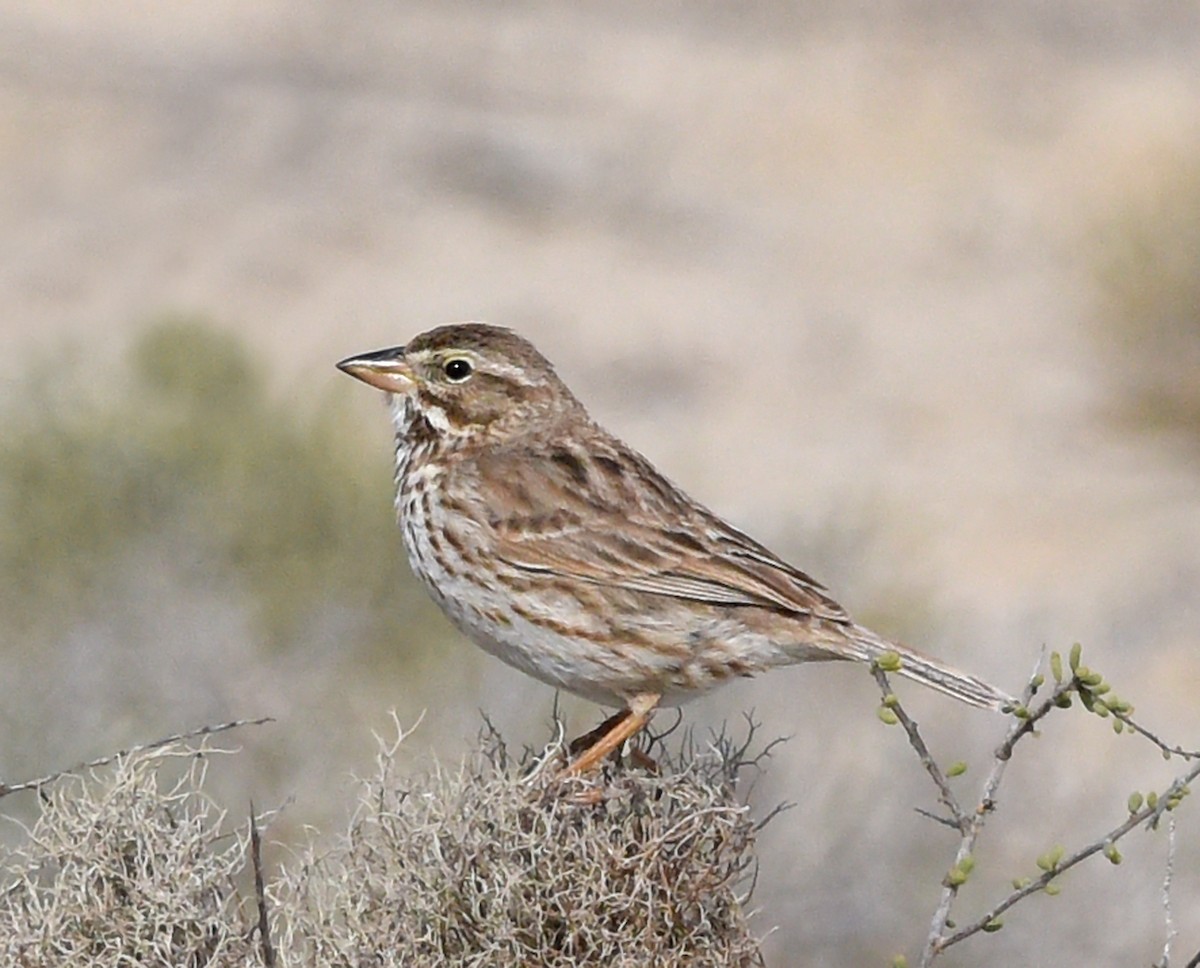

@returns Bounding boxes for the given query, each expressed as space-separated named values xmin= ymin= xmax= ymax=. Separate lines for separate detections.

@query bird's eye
xmin=442 ymin=357 xmax=474 ymax=382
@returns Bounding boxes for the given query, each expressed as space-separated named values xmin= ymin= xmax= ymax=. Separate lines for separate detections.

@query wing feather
xmin=466 ymin=441 xmax=851 ymax=625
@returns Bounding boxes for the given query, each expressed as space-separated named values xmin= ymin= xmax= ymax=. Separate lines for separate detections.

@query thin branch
xmin=872 ymin=667 xmax=966 ymax=831
xmin=1113 ymin=711 xmax=1200 ymax=761
xmin=1160 ymin=814 xmax=1177 ymax=968
xmin=250 ymin=801 xmax=277 ymax=968
xmin=938 ymin=755 xmax=1200 ymax=951
xmin=993 ymin=678 xmax=1074 ymax=762
xmin=913 ymin=807 xmax=962 ymax=831
xmin=0 ymin=717 xmax=274 ymax=800
xmin=916 ymin=651 xmax=1045 ymax=968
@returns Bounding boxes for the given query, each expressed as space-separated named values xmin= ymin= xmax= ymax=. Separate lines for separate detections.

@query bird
xmin=337 ymin=323 xmax=1014 ymax=774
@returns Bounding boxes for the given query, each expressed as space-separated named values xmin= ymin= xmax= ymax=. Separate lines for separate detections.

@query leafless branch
xmin=250 ymin=801 xmax=277 ymax=968
xmin=0 ymin=717 xmax=274 ymax=800
xmin=1159 ymin=815 xmax=1178 ymax=968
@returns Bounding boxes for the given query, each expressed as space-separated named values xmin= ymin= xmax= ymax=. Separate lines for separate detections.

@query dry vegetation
xmin=4 ymin=676 xmax=1197 ymax=967
xmin=1 ymin=748 xmax=258 ymax=967
xmin=275 ymin=717 xmax=767 ymax=966
xmin=1 ymin=720 xmax=769 ymax=967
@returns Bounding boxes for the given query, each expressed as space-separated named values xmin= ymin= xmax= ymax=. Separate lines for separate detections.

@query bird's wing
xmin=466 ymin=441 xmax=851 ymax=624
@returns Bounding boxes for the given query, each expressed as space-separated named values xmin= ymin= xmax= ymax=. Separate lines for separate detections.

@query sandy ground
xmin=2 ymin=2 xmax=1199 ymax=963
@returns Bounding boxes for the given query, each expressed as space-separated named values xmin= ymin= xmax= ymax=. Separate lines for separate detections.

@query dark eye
xmin=443 ymin=357 xmax=474 ymax=382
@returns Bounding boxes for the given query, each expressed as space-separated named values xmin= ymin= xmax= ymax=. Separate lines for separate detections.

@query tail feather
xmin=845 ymin=626 xmax=1015 ymax=711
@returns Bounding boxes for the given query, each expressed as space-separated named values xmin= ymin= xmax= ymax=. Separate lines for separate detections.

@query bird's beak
xmin=336 ymin=346 xmax=414 ymax=393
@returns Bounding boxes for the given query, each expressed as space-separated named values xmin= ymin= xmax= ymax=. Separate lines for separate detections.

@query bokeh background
xmin=3 ymin=2 xmax=1199 ymax=964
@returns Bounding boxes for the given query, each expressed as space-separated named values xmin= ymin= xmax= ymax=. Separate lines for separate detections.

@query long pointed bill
xmin=336 ymin=346 xmax=414 ymax=393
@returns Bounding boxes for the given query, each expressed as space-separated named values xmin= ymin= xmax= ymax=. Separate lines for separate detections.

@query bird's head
xmin=337 ymin=322 xmax=582 ymax=445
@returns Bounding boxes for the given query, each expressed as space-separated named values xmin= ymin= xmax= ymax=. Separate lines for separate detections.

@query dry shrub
xmin=0 ymin=749 xmax=257 ymax=967
xmin=1 ymin=722 xmax=769 ymax=967
xmin=273 ymin=720 xmax=768 ymax=967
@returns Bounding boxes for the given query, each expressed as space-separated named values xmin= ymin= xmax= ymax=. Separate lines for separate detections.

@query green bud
xmin=1104 ymin=843 xmax=1122 ymax=865
xmin=983 ymin=918 xmax=1004 ymax=933
xmin=1112 ymin=718 xmax=1123 ymax=734
xmin=946 ymin=761 xmax=968 ymax=777
xmin=1147 ymin=792 xmax=1158 ymax=810
xmin=877 ymin=706 xmax=900 ymax=726
xmin=1080 ymin=671 xmax=1103 ymax=687
xmin=892 ymin=957 xmax=909 ymax=968
xmin=1050 ymin=651 xmax=1064 ymax=682
xmin=1045 ymin=883 xmax=1062 ymax=896
xmin=1030 ymin=673 xmax=1045 ymax=689
xmin=1013 ymin=705 xmax=1030 ymax=719
xmin=875 ymin=651 xmax=903 ymax=672
xmin=1162 ymin=749 xmax=1172 ymax=761
xmin=1069 ymin=642 xmax=1082 ymax=672
xmin=1054 ymin=693 xmax=1073 ymax=709
xmin=945 ymin=867 xmax=969 ymax=887
xmin=1012 ymin=877 xmax=1032 ymax=890
xmin=1128 ymin=792 xmax=1144 ymax=813
xmin=883 ymin=693 xmax=900 ymax=708
xmin=1036 ymin=845 xmax=1065 ymax=871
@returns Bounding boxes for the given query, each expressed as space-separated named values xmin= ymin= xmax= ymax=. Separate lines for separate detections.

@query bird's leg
xmin=562 ymin=693 xmax=661 ymax=776
xmin=568 ymin=709 xmax=632 ymax=758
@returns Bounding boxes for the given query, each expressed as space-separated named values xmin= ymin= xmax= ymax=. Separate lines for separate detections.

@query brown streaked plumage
xmin=338 ymin=323 xmax=1014 ymax=774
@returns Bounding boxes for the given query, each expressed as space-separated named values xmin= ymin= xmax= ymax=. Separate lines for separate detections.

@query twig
xmin=0 ymin=717 xmax=274 ymax=800
xmin=1160 ymin=814 xmax=1177 ymax=968
xmin=938 ymin=754 xmax=1200 ymax=950
xmin=915 ymin=651 xmax=1045 ymax=968
xmin=250 ymin=801 xmax=277 ymax=968
xmin=872 ymin=667 xmax=967 ymax=831
xmin=993 ymin=678 xmax=1074 ymax=762
xmin=1113 ymin=712 xmax=1200 ymax=761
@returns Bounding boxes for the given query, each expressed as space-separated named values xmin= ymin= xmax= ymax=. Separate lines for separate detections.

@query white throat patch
xmin=423 ymin=403 xmax=451 ymax=434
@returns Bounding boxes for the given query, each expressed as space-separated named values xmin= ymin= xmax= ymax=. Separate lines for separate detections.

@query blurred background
xmin=2 ymin=2 xmax=1199 ymax=963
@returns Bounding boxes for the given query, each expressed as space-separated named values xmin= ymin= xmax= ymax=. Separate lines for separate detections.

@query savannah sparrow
xmin=338 ymin=323 xmax=1013 ymax=774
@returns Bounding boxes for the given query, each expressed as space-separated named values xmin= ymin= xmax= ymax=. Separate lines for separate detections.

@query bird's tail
xmin=844 ymin=625 xmax=1015 ymax=711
